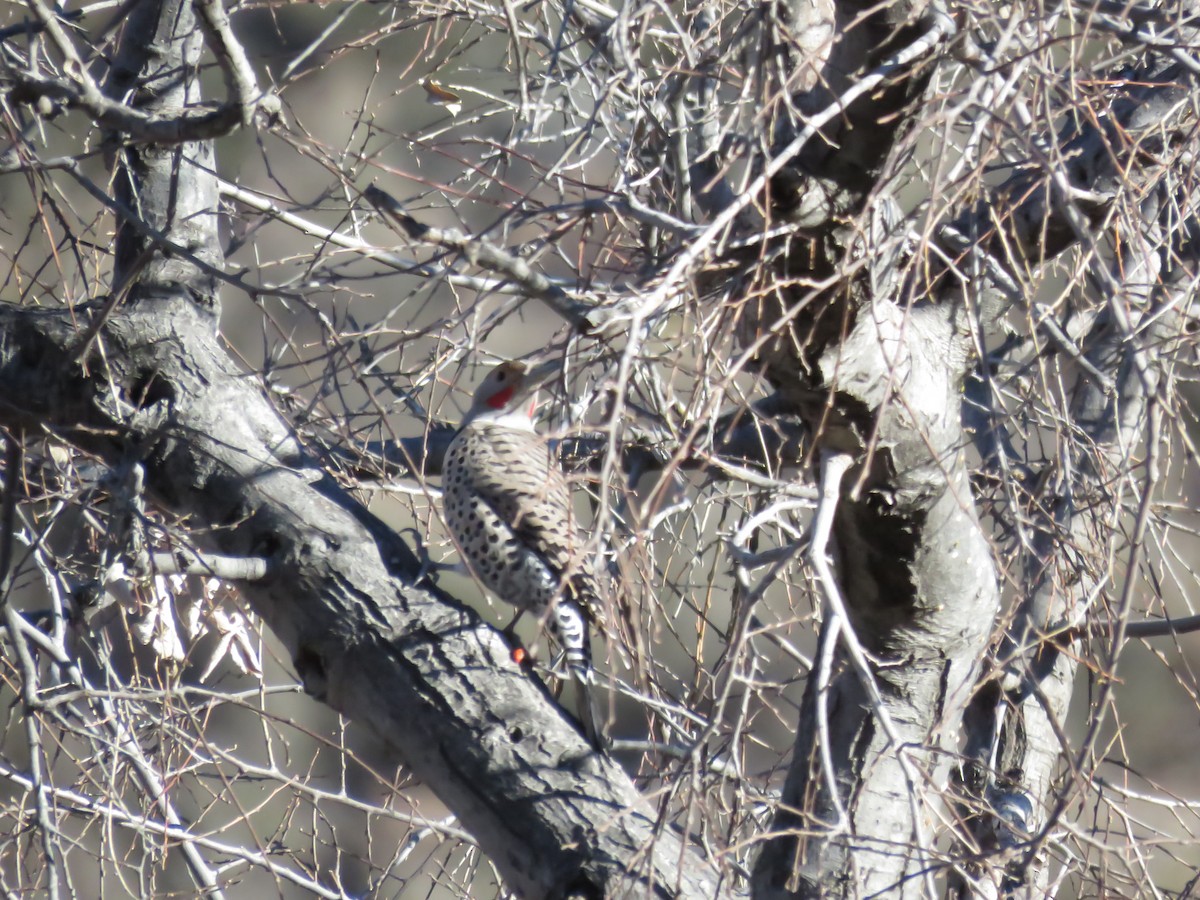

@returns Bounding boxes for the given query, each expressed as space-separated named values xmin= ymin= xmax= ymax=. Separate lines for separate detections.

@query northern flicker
xmin=443 ymin=358 xmax=603 ymax=745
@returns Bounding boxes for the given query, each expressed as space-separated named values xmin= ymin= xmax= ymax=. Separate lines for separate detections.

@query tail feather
xmin=576 ymin=677 xmax=603 ymax=750
xmin=550 ymin=600 xmax=591 ymax=678
xmin=549 ymin=600 xmax=605 ymax=749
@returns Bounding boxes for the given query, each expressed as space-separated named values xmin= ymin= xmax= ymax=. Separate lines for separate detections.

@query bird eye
xmin=497 ymin=372 xmax=506 ymax=381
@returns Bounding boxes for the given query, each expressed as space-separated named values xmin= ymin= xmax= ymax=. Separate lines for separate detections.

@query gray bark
xmin=2 ymin=0 xmax=1198 ymax=895
xmin=749 ymin=0 xmax=1200 ymax=894
xmin=0 ymin=3 xmax=732 ymax=897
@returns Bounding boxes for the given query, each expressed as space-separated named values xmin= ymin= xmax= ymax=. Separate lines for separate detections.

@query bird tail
xmin=550 ymin=599 xmax=592 ymax=682
xmin=550 ymin=600 xmax=605 ymax=750
xmin=576 ymin=678 xmax=603 ymax=751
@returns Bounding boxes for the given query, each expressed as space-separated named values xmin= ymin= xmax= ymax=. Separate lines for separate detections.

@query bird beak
xmin=519 ymin=357 xmax=561 ymax=416
xmin=521 ymin=357 xmax=562 ymax=389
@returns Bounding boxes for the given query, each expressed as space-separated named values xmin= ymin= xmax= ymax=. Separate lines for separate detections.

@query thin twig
xmin=364 ymin=184 xmax=598 ymax=327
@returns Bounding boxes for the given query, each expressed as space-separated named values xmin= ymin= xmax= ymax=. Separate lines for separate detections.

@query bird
xmin=442 ymin=358 xmax=604 ymax=747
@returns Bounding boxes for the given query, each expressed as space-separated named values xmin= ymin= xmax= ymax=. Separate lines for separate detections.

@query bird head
xmin=462 ymin=358 xmax=560 ymax=427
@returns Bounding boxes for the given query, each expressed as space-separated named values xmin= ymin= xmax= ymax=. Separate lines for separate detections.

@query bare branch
xmin=364 ymin=184 xmax=599 ymax=328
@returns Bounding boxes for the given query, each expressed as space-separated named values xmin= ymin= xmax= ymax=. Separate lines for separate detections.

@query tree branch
xmin=0 ymin=0 xmax=274 ymax=144
xmin=364 ymin=184 xmax=599 ymax=329
xmin=0 ymin=3 xmax=737 ymax=894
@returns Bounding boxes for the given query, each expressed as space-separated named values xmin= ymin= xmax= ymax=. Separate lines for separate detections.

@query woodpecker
xmin=442 ymin=358 xmax=603 ymax=745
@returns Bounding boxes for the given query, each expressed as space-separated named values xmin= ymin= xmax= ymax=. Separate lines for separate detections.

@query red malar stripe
xmin=487 ymin=385 xmax=516 ymax=409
